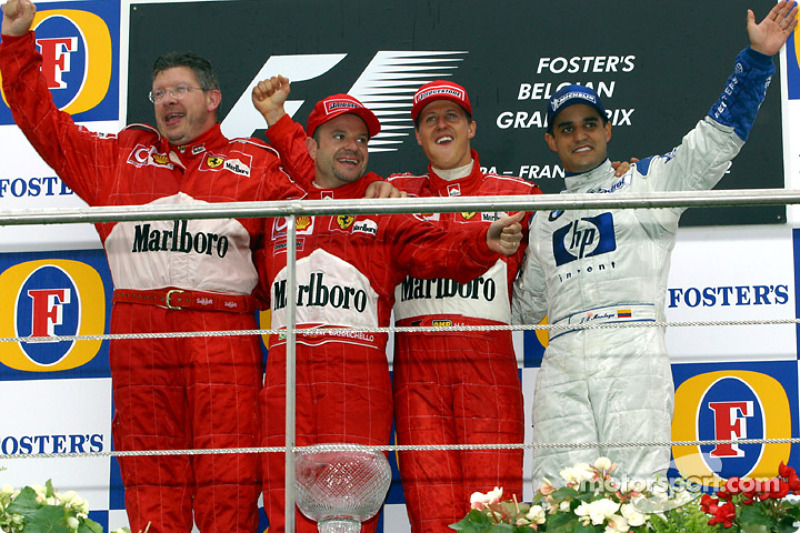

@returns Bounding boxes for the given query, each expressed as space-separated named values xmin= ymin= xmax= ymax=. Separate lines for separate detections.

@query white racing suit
xmin=513 ymin=47 xmax=774 ymax=485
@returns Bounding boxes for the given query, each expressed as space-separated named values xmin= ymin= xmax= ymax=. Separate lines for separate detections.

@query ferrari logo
xmin=207 ymin=156 xmax=224 ymax=168
xmin=337 ymin=215 xmax=354 ymax=229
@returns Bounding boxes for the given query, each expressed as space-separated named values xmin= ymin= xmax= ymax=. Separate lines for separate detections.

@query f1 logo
xmin=27 ymin=288 xmax=71 ymax=339
xmin=708 ymin=401 xmax=753 ymax=457
xmin=220 ymin=50 xmax=468 ymax=148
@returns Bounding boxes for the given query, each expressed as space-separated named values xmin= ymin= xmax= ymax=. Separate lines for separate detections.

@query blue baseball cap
xmin=546 ymin=84 xmax=608 ymax=133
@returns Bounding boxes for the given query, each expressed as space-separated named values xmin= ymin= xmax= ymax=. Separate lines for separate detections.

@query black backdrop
xmin=128 ymin=0 xmax=785 ymax=226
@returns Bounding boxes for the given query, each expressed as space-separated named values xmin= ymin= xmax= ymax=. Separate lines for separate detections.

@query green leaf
xmin=22 ymin=505 xmax=70 ymax=533
xmin=44 ymin=480 xmax=56 ymax=499
xmin=7 ymin=487 xmax=41 ymax=516
xmin=78 ymin=518 xmax=106 ymax=533
xmin=739 ymin=504 xmax=771 ymax=527
xmin=545 ymin=511 xmax=583 ymax=533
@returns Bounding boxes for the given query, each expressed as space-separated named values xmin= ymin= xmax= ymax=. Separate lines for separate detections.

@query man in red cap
xmin=250 ymin=88 xmax=527 ymax=533
xmin=386 ymin=80 xmax=535 ymax=533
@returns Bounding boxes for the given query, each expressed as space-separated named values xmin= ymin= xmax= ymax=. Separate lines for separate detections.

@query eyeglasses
xmin=148 ymin=85 xmax=207 ymax=104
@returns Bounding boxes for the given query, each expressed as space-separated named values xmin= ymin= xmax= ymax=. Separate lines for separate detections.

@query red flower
xmin=700 ymin=494 xmax=719 ymax=514
xmin=765 ymin=479 xmax=790 ymax=500
xmin=779 ymin=462 xmax=795 ymax=479
xmin=708 ymin=501 xmax=737 ymax=528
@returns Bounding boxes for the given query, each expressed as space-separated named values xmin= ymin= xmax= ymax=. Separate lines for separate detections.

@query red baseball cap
xmin=410 ymin=80 xmax=472 ymax=122
xmin=306 ymin=94 xmax=381 ymax=139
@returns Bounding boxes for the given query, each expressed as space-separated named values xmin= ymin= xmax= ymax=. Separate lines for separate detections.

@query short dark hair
xmin=152 ymin=51 xmax=220 ymax=92
xmin=414 ymin=107 xmax=473 ymax=130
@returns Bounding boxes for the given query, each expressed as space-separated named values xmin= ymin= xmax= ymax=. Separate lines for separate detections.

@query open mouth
xmin=435 ymin=135 xmax=454 ymax=144
xmin=336 ymin=153 xmax=361 ymax=166
xmin=164 ymin=111 xmax=185 ymax=126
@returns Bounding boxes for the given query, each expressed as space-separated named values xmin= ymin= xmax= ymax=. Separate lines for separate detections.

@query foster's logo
xmin=672 ymin=370 xmax=792 ymax=487
xmin=0 ymin=260 xmax=105 ymax=371
xmin=0 ymin=3 xmax=118 ymax=123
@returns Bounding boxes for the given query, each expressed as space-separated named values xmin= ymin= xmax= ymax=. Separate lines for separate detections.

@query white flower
xmin=66 ymin=516 xmax=80 ymax=531
xmin=605 ymin=513 xmax=629 ymax=533
xmin=575 ymin=498 xmax=621 ymax=525
xmin=559 ymin=501 xmax=571 ymax=512
xmin=620 ymin=503 xmax=647 ymax=526
xmin=525 ymin=504 xmax=546 ymax=525
xmin=72 ymin=496 xmax=89 ymax=514
xmin=594 ymin=457 xmax=613 ymax=471
xmin=560 ymin=463 xmax=595 ymax=485
xmin=469 ymin=486 xmax=503 ymax=510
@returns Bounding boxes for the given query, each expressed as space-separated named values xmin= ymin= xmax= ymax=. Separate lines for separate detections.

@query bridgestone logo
xmin=273 ymin=272 xmax=367 ymax=311
xmin=131 ymin=220 xmax=229 ymax=257
xmin=325 ymin=101 xmax=360 ymax=113
xmin=416 ymin=87 xmax=464 ymax=103
xmin=400 ymin=276 xmax=496 ymax=302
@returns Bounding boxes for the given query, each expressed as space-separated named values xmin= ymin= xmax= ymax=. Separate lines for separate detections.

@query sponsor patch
xmin=336 ymin=215 xmax=355 ymax=230
xmin=352 ymin=219 xmax=378 ymax=236
xmin=127 ymin=144 xmax=173 ymax=169
xmin=296 ymin=216 xmax=313 ymax=232
xmin=207 ymin=156 xmax=224 ymax=168
xmin=224 ymin=157 xmax=251 ymax=177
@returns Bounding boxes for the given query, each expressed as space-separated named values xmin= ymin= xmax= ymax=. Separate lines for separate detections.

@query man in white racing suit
xmin=513 ymin=1 xmax=796 ymax=485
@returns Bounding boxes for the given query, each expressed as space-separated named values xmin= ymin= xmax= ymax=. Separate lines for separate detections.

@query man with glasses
xmin=0 ymin=1 xmax=304 ymax=532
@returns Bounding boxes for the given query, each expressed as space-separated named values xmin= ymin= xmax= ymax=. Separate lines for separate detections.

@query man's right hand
xmin=251 ymin=75 xmax=291 ymax=127
xmin=1 ymin=0 xmax=36 ymax=37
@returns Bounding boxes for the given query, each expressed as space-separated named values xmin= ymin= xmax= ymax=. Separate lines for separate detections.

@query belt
xmin=550 ymin=303 xmax=657 ymax=340
xmin=112 ymin=288 xmax=256 ymax=314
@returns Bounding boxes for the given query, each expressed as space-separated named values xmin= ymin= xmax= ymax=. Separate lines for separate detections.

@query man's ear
xmin=544 ymin=132 xmax=557 ymax=153
xmin=305 ymin=136 xmax=318 ymax=161
xmin=206 ymin=89 xmax=222 ymax=113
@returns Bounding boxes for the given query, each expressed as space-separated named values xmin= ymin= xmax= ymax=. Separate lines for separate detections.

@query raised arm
xmin=251 ymin=75 xmax=290 ymax=127
xmin=1 ymin=0 xmax=35 ymax=38
xmin=748 ymin=0 xmax=797 ymax=56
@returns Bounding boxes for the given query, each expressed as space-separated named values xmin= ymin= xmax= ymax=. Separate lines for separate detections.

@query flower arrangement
xmin=698 ymin=461 xmax=800 ymax=532
xmin=0 ymin=480 xmax=103 ymax=533
xmin=450 ymin=457 xmax=800 ymax=532
xmin=451 ymin=457 xmax=697 ymax=532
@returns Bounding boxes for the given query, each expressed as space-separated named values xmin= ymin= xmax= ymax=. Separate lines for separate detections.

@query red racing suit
xmin=259 ymin=118 xmax=506 ymax=533
xmin=388 ymin=154 xmax=539 ymax=532
xmin=0 ymin=32 xmax=303 ymax=533
xmin=265 ymin=115 xmax=539 ymax=531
